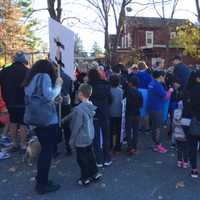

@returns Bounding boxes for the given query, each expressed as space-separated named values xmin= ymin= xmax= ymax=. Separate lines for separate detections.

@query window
xmin=170 ymin=32 xmax=176 ymax=39
xmin=146 ymin=31 xmax=154 ymax=47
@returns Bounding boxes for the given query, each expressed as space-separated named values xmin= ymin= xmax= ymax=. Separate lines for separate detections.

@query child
xmin=148 ymin=70 xmax=173 ymax=153
xmin=0 ymin=88 xmax=11 ymax=160
xmin=109 ymin=75 xmax=123 ymax=153
xmin=63 ymin=83 xmax=102 ymax=186
xmin=173 ymin=108 xmax=189 ymax=168
xmin=125 ymin=75 xmax=143 ymax=155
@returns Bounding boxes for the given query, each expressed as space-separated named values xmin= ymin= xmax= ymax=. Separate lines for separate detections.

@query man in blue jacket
xmin=172 ymin=56 xmax=191 ymax=90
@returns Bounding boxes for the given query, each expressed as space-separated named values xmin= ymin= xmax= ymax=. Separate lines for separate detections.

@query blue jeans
xmin=93 ymin=118 xmax=111 ymax=164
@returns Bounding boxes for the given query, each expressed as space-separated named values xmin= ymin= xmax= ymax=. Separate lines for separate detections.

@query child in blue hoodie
xmin=148 ymin=71 xmax=173 ymax=153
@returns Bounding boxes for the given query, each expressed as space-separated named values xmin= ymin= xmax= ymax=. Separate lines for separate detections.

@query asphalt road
xmin=0 ymin=131 xmax=200 ymax=200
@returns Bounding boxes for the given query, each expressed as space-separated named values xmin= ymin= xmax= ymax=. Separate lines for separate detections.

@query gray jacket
xmin=63 ymin=102 xmax=96 ymax=147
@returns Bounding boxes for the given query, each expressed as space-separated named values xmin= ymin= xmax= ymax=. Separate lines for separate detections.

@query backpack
xmin=24 ymin=75 xmax=56 ymax=127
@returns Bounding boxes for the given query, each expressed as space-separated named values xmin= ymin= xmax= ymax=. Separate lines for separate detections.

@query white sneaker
xmin=0 ymin=152 xmax=10 ymax=160
xmin=96 ymin=163 xmax=103 ymax=168
xmin=104 ymin=161 xmax=112 ymax=167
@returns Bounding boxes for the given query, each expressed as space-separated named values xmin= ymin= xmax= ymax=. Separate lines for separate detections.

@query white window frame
xmin=170 ymin=32 xmax=176 ymax=39
xmin=146 ymin=31 xmax=154 ymax=47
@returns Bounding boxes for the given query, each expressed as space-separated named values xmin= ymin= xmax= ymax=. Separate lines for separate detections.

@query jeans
xmin=110 ymin=117 xmax=121 ymax=151
xmin=126 ymin=116 xmax=139 ymax=150
xmin=35 ymin=124 xmax=58 ymax=186
xmin=76 ymin=145 xmax=98 ymax=180
xmin=176 ymin=140 xmax=188 ymax=162
xmin=93 ymin=118 xmax=111 ymax=164
xmin=149 ymin=111 xmax=163 ymax=145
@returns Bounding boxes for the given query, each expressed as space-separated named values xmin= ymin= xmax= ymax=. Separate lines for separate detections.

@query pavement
xmin=0 ymin=131 xmax=200 ymax=200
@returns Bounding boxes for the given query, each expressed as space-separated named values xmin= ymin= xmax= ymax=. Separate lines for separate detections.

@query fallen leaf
xmin=29 ymin=177 xmax=35 ymax=182
xmin=156 ymin=161 xmax=163 ymax=165
xmin=176 ymin=181 xmax=185 ymax=189
xmin=158 ymin=195 xmax=163 ymax=200
xmin=53 ymin=160 xmax=61 ymax=165
xmin=26 ymin=196 xmax=32 ymax=200
xmin=8 ymin=166 xmax=17 ymax=173
xmin=171 ymin=154 xmax=175 ymax=157
xmin=2 ymin=179 xmax=8 ymax=183
xmin=100 ymin=183 xmax=106 ymax=188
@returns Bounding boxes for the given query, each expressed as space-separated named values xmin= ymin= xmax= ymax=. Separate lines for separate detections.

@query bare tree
xmin=196 ymin=0 xmax=200 ymax=23
xmin=152 ymin=0 xmax=180 ymax=65
xmin=47 ymin=0 xmax=62 ymax=22
xmin=111 ymin=0 xmax=132 ymax=52
xmin=86 ymin=0 xmax=112 ymax=65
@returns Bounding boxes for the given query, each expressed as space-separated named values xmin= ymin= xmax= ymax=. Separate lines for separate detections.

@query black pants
xmin=93 ymin=118 xmax=111 ymax=164
xmin=126 ymin=116 xmax=139 ymax=150
xmin=54 ymin=105 xmax=71 ymax=154
xmin=76 ymin=145 xmax=98 ymax=180
xmin=176 ymin=140 xmax=188 ymax=162
xmin=62 ymin=105 xmax=71 ymax=150
xmin=35 ymin=124 xmax=58 ymax=186
xmin=110 ymin=117 xmax=121 ymax=151
xmin=189 ymin=135 xmax=200 ymax=169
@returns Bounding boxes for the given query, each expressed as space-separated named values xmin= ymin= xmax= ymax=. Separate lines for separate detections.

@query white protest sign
xmin=48 ymin=18 xmax=75 ymax=80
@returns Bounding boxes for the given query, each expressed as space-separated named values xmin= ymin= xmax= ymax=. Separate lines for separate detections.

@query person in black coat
xmin=125 ymin=75 xmax=143 ymax=155
xmin=88 ymin=68 xmax=112 ymax=167
xmin=185 ymin=70 xmax=200 ymax=178
xmin=0 ymin=52 xmax=29 ymax=152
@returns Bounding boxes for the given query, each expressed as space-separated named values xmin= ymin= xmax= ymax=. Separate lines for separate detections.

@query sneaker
xmin=77 ymin=178 xmax=90 ymax=186
xmin=127 ymin=149 xmax=137 ymax=156
xmin=8 ymin=145 xmax=19 ymax=153
xmin=66 ymin=147 xmax=72 ymax=156
xmin=19 ymin=147 xmax=27 ymax=155
xmin=177 ymin=161 xmax=182 ymax=168
xmin=0 ymin=137 xmax=12 ymax=147
xmin=96 ymin=163 xmax=103 ymax=168
xmin=104 ymin=161 xmax=112 ymax=167
xmin=156 ymin=145 xmax=168 ymax=154
xmin=182 ymin=162 xmax=189 ymax=169
xmin=92 ymin=173 xmax=102 ymax=182
xmin=191 ymin=170 xmax=199 ymax=178
xmin=35 ymin=183 xmax=61 ymax=195
xmin=0 ymin=152 xmax=10 ymax=160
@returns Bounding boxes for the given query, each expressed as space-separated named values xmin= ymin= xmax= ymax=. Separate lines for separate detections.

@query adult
xmin=172 ymin=55 xmax=191 ymax=90
xmin=60 ymin=66 xmax=74 ymax=155
xmin=184 ymin=70 xmax=200 ymax=178
xmin=112 ymin=63 xmax=128 ymax=91
xmin=136 ymin=61 xmax=152 ymax=89
xmin=88 ymin=68 xmax=112 ymax=167
xmin=0 ymin=52 xmax=29 ymax=152
xmin=24 ymin=60 xmax=63 ymax=194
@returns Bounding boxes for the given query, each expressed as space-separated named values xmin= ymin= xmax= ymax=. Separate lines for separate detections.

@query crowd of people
xmin=0 ymin=52 xmax=200 ymax=195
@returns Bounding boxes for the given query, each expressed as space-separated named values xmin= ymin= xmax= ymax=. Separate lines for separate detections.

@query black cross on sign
xmin=54 ymin=37 xmax=65 ymax=68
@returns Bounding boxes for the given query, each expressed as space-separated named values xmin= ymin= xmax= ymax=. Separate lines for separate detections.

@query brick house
xmin=110 ymin=16 xmax=199 ymax=66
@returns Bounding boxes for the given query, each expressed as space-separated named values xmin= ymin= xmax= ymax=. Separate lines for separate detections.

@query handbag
xmin=24 ymin=75 xmax=56 ymax=127
xmin=190 ymin=117 xmax=200 ymax=137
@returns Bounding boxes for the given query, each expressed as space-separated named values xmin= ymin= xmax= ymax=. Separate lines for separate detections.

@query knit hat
xmin=13 ymin=52 xmax=28 ymax=65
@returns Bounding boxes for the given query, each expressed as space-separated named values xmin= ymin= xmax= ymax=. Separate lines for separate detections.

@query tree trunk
xmin=47 ymin=0 xmax=62 ymax=22
xmin=113 ymin=1 xmax=126 ymax=53
xmin=104 ymin=16 xmax=111 ymax=66
xmin=196 ymin=0 xmax=200 ymax=23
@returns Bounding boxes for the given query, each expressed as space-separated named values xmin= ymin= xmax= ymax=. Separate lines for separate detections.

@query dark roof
xmin=126 ymin=16 xmax=188 ymax=28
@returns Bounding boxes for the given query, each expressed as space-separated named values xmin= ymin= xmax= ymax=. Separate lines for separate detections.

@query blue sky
xmin=32 ymin=0 xmax=197 ymax=51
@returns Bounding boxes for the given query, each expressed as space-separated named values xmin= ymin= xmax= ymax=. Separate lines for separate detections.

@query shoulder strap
xmin=33 ymin=75 xmax=44 ymax=96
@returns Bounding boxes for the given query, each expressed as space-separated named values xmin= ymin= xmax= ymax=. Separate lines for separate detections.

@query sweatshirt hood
xmin=78 ymin=102 xmax=97 ymax=117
